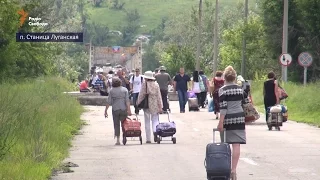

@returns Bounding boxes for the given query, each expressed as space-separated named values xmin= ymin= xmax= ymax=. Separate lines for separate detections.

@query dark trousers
xmin=112 ymin=109 xmax=127 ymax=137
xmin=132 ymin=93 xmax=140 ymax=114
xmin=195 ymin=93 xmax=201 ymax=107
xmin=80 ymin=89 xmax=90 ymax=92
xmin=200 ymin=91 xmax=207 ymax=107
xmin=160 ymin=89 xmax=169 ymax=111
xmin=177 ymin=90 xmax=188 ymax=112
xmin=100 ymin=90 xmax=108 ymax=96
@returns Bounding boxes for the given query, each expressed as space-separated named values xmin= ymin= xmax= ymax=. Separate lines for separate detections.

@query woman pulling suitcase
xmin=137 ymin=71 xmax=163 ymax=143
xmin=216 ymin=66 xmax=249 ymax=180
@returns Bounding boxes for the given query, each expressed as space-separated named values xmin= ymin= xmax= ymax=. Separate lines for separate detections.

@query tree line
xmin=143 ymin=0 xmax=320 ymax=83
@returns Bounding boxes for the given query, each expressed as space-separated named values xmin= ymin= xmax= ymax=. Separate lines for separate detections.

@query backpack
xmin=242 ymin=80 xmax=251 ymax=94
xmin=199 ymin=76 xmax=206 ymax=92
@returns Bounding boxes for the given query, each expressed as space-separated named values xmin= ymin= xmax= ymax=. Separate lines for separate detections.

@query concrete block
xmin=76 ymin=96 xmax=108 ymax=106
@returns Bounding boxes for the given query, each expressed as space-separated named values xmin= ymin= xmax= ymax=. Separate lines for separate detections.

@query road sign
xmin=298 ymin=52 xmax=313 ymax=67
xmin=279 ymin=53 xmax=292 ymax=66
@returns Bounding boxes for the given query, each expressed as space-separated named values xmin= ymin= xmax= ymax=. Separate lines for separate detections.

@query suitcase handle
xmin=213 ymin=128 xmax=226 ymax=143
xmin=158 ymin=112 xmax=172 ymax=123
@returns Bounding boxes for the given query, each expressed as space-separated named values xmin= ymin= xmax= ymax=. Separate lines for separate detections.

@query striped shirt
xmin=219 ymin=83 xmax=250 ymax=130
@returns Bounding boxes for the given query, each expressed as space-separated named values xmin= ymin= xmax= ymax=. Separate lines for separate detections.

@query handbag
xmin=243 ymin=103 xmax=260 ymax=122
xmin=242 ymin=93 xmax=260 ymax=122
xmin=137 ymin=82 xmax=149 ymax=109
xmin=278 ymin=86 xmax=288 ymax=100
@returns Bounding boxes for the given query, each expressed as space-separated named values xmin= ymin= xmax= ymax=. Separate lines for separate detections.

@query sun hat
xmin=143 ymin=71 xmax=155 ymax=80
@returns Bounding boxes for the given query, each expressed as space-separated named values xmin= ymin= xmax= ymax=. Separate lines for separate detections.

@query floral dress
xmin=137 ymin=81 xmax=163 ymax=114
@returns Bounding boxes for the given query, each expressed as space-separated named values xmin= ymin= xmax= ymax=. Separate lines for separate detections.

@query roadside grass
xmin=88 ymin=0 xmax=255 ymax=32
xmin=251 ymin=80 xmax=320 ymax=127
xmin=0 ymin=77 xmax=83 ymax=180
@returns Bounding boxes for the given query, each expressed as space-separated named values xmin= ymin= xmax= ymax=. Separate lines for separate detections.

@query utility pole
xmin=89 ymin=38 xmax=92 ymax=73
xmin=196 ymin=0 xmax=202 ymax=71
xmin=213 ymin=0 xmax=219 ymax=75
xmin=240 ymin=0 xmax=248 ymax=78
xmin=282 ymin=0 xmax=289 ymax=82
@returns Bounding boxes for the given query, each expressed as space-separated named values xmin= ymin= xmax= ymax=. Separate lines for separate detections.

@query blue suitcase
xmin=204 ymin=129 xmax=231 ymax=180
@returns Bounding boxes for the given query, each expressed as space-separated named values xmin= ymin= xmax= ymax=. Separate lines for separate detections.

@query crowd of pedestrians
xmin=78 ymin=64 xmax=286 ymax=180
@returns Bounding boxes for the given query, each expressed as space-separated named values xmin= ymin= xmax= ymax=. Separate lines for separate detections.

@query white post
xmin=303 ymin=67 xmax=307 ymax=86
xmin=196 ymin=0 xmax=202 ymax=71
xmin=241 ymin=0 xmax=248 ymax=78
xmin=213 ymin=0 xmax=219 ymax=75
xmin=282 ymin=0 xmax=289 ymax=82
xmin=89 ymin=38 xmax=92 ymax=73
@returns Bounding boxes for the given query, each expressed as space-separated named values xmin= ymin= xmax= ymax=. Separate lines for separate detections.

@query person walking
xmin=217 ymin=66 xmax=248 ymax=180
xmin=190 ymin=70 xmax=201 ymax=105
xmin=104 ymin=77 xmax=132 ymax=145
xmin=263 ymin=71 xmax=280 ymax=122
xmin=212 ymin=71 xmax=224 ymax=119
xmin=155 ymin=66 xmax=172 ymax=113
xmin=130 ymin=68 xmax=144 ymax=115
xmin=173 ymin=67 xmax=191 ymax=113
xmin=137 ymin=71 xmax=163 ymax=143
xmin=116 ymin=69 xmax=130 ymax=90
xmin=106 ymin=70 xmax=114 ymax=94
xmin=199 ymin=70 xmax=209 ymax=108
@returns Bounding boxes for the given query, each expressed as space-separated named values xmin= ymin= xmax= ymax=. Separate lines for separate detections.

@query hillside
xmin=87 ymin=0 xmax=257 ymax=33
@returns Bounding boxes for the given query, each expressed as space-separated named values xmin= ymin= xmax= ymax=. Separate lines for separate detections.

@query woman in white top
xmin=191 ymin=71 xmax=201 ymax=105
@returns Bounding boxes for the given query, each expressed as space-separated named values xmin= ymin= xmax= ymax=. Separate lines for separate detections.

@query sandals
xmin=230 ymin=172 xmax=237 ymax=180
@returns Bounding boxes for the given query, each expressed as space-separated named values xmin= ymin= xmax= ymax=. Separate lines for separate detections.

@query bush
xmin=0 ymin=77 xmax=83 ymax=180
xmin=251 ymin=80 xmax=320 ymax=126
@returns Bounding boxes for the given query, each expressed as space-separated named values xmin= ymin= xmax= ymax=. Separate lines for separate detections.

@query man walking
xmin=116 ymin=69 xmax=130 ymax=90
xmin=130 ymin=68 xmax=144 ymax=115
xmin=173 ymin=67 xmax=191 ymax=113
xmin=155 ymin=66 xmax=172 ymax=113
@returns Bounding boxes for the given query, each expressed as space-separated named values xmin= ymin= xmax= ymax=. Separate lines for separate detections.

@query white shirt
xmin=91 ymin=75 xmax=98 ymax=85
xmin=107 ymin=77 xmax=112 ymax=92
xmin=130 ymin=75 xmax=143 ymax=93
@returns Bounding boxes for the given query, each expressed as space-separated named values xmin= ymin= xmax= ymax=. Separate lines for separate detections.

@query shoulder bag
xmin=137 ymin=82 xmax=149 ymax=109
xmin=242 ymin=92 xmax=260 ymax=122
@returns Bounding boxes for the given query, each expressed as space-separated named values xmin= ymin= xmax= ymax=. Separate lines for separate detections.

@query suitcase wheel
xmin=172 ymin=137 xmax=176 ymax=144
xmin=276 ymin=126 xmax=281 ymax=131
xmin=123 ymin=135 xmax=127 ymax=145
xmin=268 ymin=125 xmax=272 ymax=131
xmin=139 ymin=136 xmax=142 ymax=145
xmin=157 ymin=137 xmax=161 ymax=144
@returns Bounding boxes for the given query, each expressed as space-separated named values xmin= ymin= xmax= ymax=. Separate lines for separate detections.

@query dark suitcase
xmin=205 ymin=129 xmax=231 ymax=180
xmin=155 ymin=113 xmax=177 ymax=144
xmin=188 ymin=98 xmax=199 ymax=111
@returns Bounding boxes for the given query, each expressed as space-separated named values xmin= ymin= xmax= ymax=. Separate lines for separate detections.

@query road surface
xmin=52 ymin=102 xmax=320 ymax=180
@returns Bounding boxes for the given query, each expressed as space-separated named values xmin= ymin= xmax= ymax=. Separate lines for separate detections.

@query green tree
xmin=219 ymin=14 xmax=274 ymax=79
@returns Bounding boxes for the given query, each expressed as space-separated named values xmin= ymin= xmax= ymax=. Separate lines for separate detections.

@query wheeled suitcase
xmin=122 ymin=116 xmax=143 ymax=145
xmin=156 ymin=113 xmax=177 ymax=144
xmin=204 ymin=129 xmax=231 ymax=180
xmin=188 ymin=98 xmax=199 ymax=111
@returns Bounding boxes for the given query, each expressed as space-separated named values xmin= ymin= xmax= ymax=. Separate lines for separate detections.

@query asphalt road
xmin=52 ymin=101 xmax=320 ymax=180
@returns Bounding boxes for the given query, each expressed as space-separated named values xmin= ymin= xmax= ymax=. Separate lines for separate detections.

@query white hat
xmin=143 ymin=71 xmax=155 ymax=80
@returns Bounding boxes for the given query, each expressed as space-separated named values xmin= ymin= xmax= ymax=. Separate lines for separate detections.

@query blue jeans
xmin=177 ymin=90 xmax=188 ymax=112
xmin=132 ymin=93 xmax=139 ymax=114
